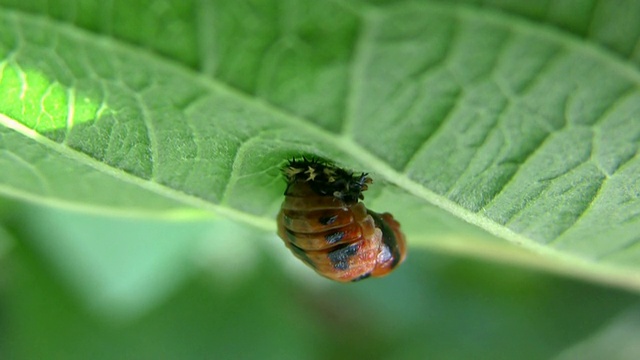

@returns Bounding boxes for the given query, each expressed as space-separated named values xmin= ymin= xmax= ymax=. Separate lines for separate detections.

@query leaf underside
xmin=1 ymin=0 xmax=639 ymax=290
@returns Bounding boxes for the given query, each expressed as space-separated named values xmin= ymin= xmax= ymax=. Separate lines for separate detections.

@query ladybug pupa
xmin=276 ymin=158 xmax=406 ymax=282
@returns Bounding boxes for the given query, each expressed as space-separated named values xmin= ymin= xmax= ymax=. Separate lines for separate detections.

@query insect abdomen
xmin=278 ymin=200 xmax=399 ymax=282
xmin=276 ymin=158 xmax=406 ymax=282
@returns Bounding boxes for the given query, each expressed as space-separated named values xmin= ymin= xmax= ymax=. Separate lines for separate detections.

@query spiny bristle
xmin=282 ymin=157 xmax=372 ymax=203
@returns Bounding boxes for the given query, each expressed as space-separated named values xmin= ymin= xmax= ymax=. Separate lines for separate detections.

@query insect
xmin=276 ymin=157 xmax=406 ymax=282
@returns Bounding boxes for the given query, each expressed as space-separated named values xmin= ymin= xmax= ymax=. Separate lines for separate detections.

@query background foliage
xmin=1 ymin=0 xmax=640 ymax=358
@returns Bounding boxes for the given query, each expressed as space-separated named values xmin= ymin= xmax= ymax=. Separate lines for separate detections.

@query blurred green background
xmin=1 ymin=199 xmax=639 ymax=360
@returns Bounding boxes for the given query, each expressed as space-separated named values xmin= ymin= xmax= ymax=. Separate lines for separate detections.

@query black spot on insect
xmin=325 ymin=231 xmax=345 ymax=245
xmin=288 ymin=243 xmax=316 ymax=269
xmin=351 ymin=272 xmax=372 ymax=282
xmin=328 ymin=243 xmax=359 ymax=270
xmin=285 ymin=229 xmax=298 ymax=242
xmin=319 ymin=214 xmax=338 ymax=225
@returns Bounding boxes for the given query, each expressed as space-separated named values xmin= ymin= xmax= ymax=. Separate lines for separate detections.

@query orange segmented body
xmin=276 ymin=158 xmax=406 ymax=282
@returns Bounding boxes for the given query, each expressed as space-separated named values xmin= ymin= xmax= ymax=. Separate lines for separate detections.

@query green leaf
xmin=1 ymin=1 xmax=640 ymax=292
